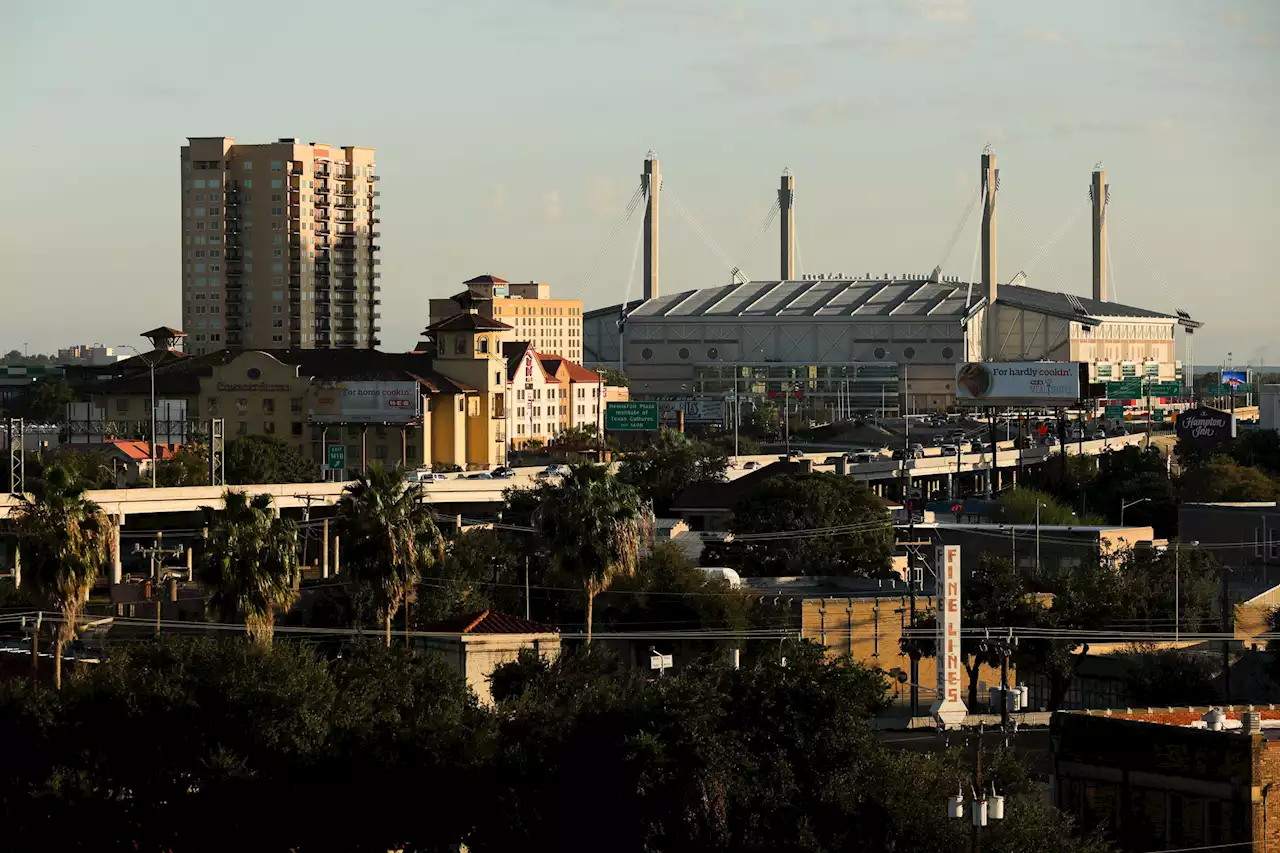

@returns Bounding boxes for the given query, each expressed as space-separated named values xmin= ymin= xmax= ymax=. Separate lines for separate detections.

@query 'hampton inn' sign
xmin=1175 ymin=405 xmax=1236 ymax=448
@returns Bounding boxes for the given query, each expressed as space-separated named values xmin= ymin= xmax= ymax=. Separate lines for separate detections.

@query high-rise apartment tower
xmin=180 ymin=137 xmax=381 ymax=354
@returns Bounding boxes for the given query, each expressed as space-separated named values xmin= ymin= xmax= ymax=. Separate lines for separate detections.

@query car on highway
xmin=948 ymin=429 xmax=967 ymax=442
xmin=1042 ymin=435 xmax=1059 ymax=447
xmin=968 ymin=440 xmax=985 ymax=453
xmin=939 ymin=444 xmax=959 ymax=457
xmin=743 ymin=460 xmax=761 ymax=470
xmin=409 ymin=470 xmax=449 ymax=482
xmin=891 ymin=448 xmax=908 ymax=461
xmin=852 ymin=451 xmax=877 ymax=464
xmin=1089 ymin=429 xmax=1107 ymax=441
xmin=490 ymin=466 xmax=515 ymax=479
xmin=823 ymin=454 xmax=849 ymax=466
xmin=536 ymin=464 xmax=570 ymax=479
xmin=787 ymin=449 xmax=805 ymax=459
xmin=466 ymin=472 xmax=493 ymax=480
xmin=909 ymin=443 xmax=925 ymax=458
xmin=1109 ymin=426 xmax=1128 ymax=437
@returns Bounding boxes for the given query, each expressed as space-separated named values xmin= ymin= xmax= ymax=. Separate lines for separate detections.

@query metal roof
xmin=628 ymin=279 xmax=972 ymax=319
xmin=586 ymin=279 xmax=1190 ymax=326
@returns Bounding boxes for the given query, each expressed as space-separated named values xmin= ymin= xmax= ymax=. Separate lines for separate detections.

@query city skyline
xmin=2 ymin=0 xmax=1277 ymax=361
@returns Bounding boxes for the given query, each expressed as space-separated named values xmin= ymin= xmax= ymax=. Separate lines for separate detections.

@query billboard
xmin=309 ymin=381 xmax=421 ymax=424
xmin=930 ymin=544 xmax=966 ymax=729
xmin=955 ymin=362 xmax=1082 ymax=405
xmin=1174 ymin=405 xmax=1236 ymax=448
xmin=654 ymin=397 xmax=726 ymax=424
xmin=1222 ymin=370 xmax=1248 ymax=391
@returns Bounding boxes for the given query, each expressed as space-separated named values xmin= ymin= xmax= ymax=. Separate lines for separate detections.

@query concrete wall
xmin=417 ymin=633 xmax=561 ymax=705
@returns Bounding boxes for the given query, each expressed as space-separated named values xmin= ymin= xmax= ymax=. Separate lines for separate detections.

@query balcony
xmin=370 ymin=243 xmax=381 ymax=252
xmin=315 ymin=164 xmax=330 ymax=177
xmin=337 ymin=183 xmax=354 ymax=196
xmin=335 ymin=198 xmax=355 ymax=209
xmin=224 ymin=249 xmax=243 ymax=261
xmin=225 ymin=320 xmax=242 ymax=331
xmin=370 ymin=258 xmax=381 ymax=265
xmin=370 ymin=174 xmax=380 ymax=182
xmin=370 ymin=231 xmax=381 ymax=238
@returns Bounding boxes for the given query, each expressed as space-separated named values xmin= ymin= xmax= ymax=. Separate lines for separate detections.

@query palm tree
xmin=12 ymin=464 xmax=109 ymax=689
xmin=336 ymin=464 xmax=441 ymax=647
xmin=199 ymin=491 xmax=300 ymax=644
xmin=537 ymin=463 xmax=644 ymax=645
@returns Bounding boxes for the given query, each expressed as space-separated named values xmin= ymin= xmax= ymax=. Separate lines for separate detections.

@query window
xmin=454 ymin=335 xmax=465 ymax=355
xmin=290 ymin=397 xmax=303 ymax=413
xmin=243 ymin=161 xmax=253 ymax=171
xmin=116 ymin=398 xmax=130 ymax=413
xmin=237 ymin=421 xmax=248 ymax=436
xmin=263 ymin=399 xmax=275 ymax=414
xmin=271 ymin=179 xmax=283 ymax=189
xmin=374 ymin=444 xmax=388 ymax=460
xmin=291 ymin=421 xmax=303 ymax=437
xmin=264 ymin=421 xmax=276 ymax=434
xmin=375 ymin=425 xmax=387 ymax=438
xmin=207 ymin=397 xmax=218 ymax=414
xmin=272 ymin=305 xmax=283 ymax=314
xmin=270 ymin=207 xmax=283 ymax=216
xmin=243 ymin=179 xmax=252 ymax=188
xmin=477 ymin=336 xmax=489 ymax=354
xmin=272 ymin=334 xmax=284 ymax=343
xmin=271 ymin=160 xmax=283 ymax=172
xmin=272 ymin=319 xmax=284 ymax=328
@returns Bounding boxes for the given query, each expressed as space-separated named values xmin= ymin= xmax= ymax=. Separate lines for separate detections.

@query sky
xmin=1 ymin=0 xmax=1277 ymax=363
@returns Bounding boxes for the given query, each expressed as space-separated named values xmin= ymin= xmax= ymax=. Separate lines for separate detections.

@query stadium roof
xmin=587 ymin=279 xmax=1194 ymax=326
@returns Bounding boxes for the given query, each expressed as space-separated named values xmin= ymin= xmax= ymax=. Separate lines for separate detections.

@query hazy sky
xmin=2 ymin=0 xmax=1277 ymax=362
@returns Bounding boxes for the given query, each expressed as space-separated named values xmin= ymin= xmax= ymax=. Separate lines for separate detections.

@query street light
xmin=1120 ymin=497 xmax=1150 ymax=526
xmin=119 ymin=344 xmax=162 ymax=489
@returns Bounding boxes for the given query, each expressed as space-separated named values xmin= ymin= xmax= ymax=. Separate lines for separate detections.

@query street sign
xmin=1106 ymin=379 xmax=1143 ymax=398
xmin=649 ymin=653 xmax=673 ymax=676
xmin=326 ymin=444 xmax=346 ymax=470
xmin=1150 ymin=382 xmax=1182 ymax=396
xmin=1103 ymin=406 xmax=1125 ymax=418
xmin=605 ymin=401 xmax=659 ymax=431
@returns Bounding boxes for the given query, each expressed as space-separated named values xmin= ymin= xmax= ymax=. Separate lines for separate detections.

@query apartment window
xmin=272 ymin=249 xmax=283 ymax=258
xmin=272 ymin=222 xmax=282 ymax=231
xmin=243 ymin=179 xmax=252 ymax=187
xmin=263 ymin=399 xmax=275 ymax=415
xmin=116 ymin=398 xmax=129 ymax=413
xmin=271 ymin=263 xmax=284 ymax=273
xmin=270 ymin=207 xmax=283 ymax=216
xmin=195 ymin=207 xmax=206 ymax=217
xmin=210 ymin=333 xmax=221 ymax=342
xmin=235 ymin=398 xmax=248 ymax=415
xmin=271 ymin=179 xmax=283 ymax=189
xmin=243 ymin=161 xmax=253 ymax=171
xmin=272 ymin=334 xmax=284 ymax=343
xmin=477 ymin=336 xmax=489 ymax=354
xmin=291 ymin=421 xmax=303 ymax=437
xmin=375 ymin=425 xmax=387 ymax=438
xmin=272 ymin=278 xmax=284 ymax=289
xmin=454 ymin=335 xmax=465 ymax=355
xmin=272 ymin=305 xmax=283 ymax=314
xmin=237 ymin=421 xmax=248 ymax=436
xmin=193 ymin=179 xmax=206 ymax=189
xmin=272 ymin=235 xmax=283 ymax=245
xmin=262 ymin=421 xmax=277 ymax=435
xmin=290 ymin=397 xmax=303 ymax=413
xmin=208 ymin=206 xmax=220 ymax=215
xmin=272 ymin=319 xmax=284 ymax=328
xmin=374 ymin=445 xmax=388 ymax=460
xmin=1271 ymin=529 xmax=1280 ymax=560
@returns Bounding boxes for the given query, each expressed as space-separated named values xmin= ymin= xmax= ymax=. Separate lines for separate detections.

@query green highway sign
xmin=1150 ymin=382 xmax=1183 ymax=396
xmin=326 ymin=444 xmax=346 ymax=470
xmin=1105 ymin=379 xmax=1142 ymax=397
xmin=1103 ymin=406 xmax=1125 ymax=418
xmin=605 ymin=401 xmax=659 ymax=431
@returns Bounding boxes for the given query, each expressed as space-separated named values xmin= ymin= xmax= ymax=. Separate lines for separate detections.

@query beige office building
xmin=429 ymin=275 xmax=583 ymax=362
xmin=180 ymin=137 xmax=382 ymax=355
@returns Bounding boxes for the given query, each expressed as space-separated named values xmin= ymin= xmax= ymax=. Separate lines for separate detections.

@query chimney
xmin=779 ymin=167 xmax=795 ymax=280
xmin=1091 ymin=166 xmax=1109 ymax=302
xmin=981 ymin=150 xmax=999 ymax=357
xmin=642 ymin=151 xmax=660 ymax=301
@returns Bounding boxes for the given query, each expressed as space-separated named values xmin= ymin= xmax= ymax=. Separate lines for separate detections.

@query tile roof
xmin=503 ymin=340 xmax=535 ymax=382
xmin=562 ymin=362 xmax=601 ymax=383
xmin=670 ymin=460 xmax=809 ymax=512
xmin=421 ymin=609 xmax=558 ymax=635
xmin=425 ymin=312 xmax=513 ymax=333
xmin=103 ymin=440 xmax=181 ymax=462
xmin=140 ymin=326 xmax=187 ymax=338
xmin=463 ymin=274 xmax=509 ymax=286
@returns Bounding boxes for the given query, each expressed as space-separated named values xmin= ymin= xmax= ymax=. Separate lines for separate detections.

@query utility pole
xmin=525 ymin=555 xmax=531 ymax=620
xmin=1035 ymin=500 xmax=1042 ymax=576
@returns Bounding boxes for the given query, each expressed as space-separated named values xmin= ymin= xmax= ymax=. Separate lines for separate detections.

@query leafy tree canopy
xmin=224 ymin=434 xmax=320 ymax=484
xmin=617 ymin=427 xmax=728 ymax=514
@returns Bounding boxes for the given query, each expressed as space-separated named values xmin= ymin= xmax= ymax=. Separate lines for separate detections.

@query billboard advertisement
xmin=955 ymin=362 xmax=1083 ymax=405
xmin=309 ymin=381 xmax=421 ymax=424
xmin=1222 ymin=370 xmax=1248 ymax=388
xmin=1174 ymin=405 xmax=1236 ymax=448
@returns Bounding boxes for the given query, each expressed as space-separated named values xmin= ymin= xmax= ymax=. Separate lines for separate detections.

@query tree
xmin=1091 ymin=446 xmax=1177 ymax=536
xmin=336 ymin=464 xmax=442 ymax=646
xmin=224 ymin=434 xmax=320 ymax=484
xmin=998 ymin=487 xmax=1103 ymax=526
xmin=26 ymin=378 xmax=76 ymax=422
xmin=1180 ymin=457 xmax=1279 ymax=502
xmin=11 ymin=464 xmax=109 ymax=688
xmin=198 ymin=491 xmax=301 ymax=644
xmin=740 ymin=401 xmax=779 ymax=439
xmin=536 ymin=463 xmax=644 ymax=644
xmin=617 ymin=427 xmax=728 ymax=514
xmin=550 ymin=424 xmax=600 ymax=450
xmin=155 ymin=443 xmax=209 ymax=487
xmin=30 ymin=445 xmax=116 ymax=492
xmin=595 ymin=366 xmax=629 ymax=387
xmin=1120 ymin=644 xmax=1220 ymax=706
xmin=729 ymin=472 xmax=892 ymax=577
xmin=416 ymin=527 xmax=529 ymax=622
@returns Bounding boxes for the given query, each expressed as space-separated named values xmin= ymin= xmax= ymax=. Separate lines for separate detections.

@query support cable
xmin=937 ymin=185 xmax=980 ymax=272
xmin=576 ymin=183 xmax=645 ymax=289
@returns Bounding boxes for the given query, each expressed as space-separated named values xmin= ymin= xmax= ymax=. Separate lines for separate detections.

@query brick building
xmin=1053 ymin=705 xmax=1280 ymax=851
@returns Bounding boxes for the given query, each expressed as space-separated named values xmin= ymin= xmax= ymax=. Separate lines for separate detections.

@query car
xmin=1068 ymin=428 xmax=1084 ymax=441
xmin=939 ymin=444 xmax=959 ymax=457
xmin=852 ymin=452 xmax=876 ymax=464
xmin=536 ymin=464 xmax=570 ymax=479
xmin=969 ymin=440 xmax=985 ymax=453
xmin=1089 ymin=429 xmax=1107 ymax=441
xmin=1109 ymin=426 xmax=1128 ymax=437
xmin=743 ymin=460 xmax=761 ymax=470
xmin=788 ymin=450 xmax=805 ymax=459
xmin=891 ymin=449 xmax=908 ymax=461
xmin=1042 ymin=435 xmax=1059 ymax=447
xmin=909 ymin=443 xmax=926 ymax=458
xmin=490 ymin=466 xmax=515 ymax=479
xmin=466 ymin=472 xmax=493 ymax=480
xmin=409 ymin=470 xmax=449 ymax=482
xmin=948 ymin=429 xmax=967 ymax=441
xmin=823 ymin=455 xmax=849 ymax=466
